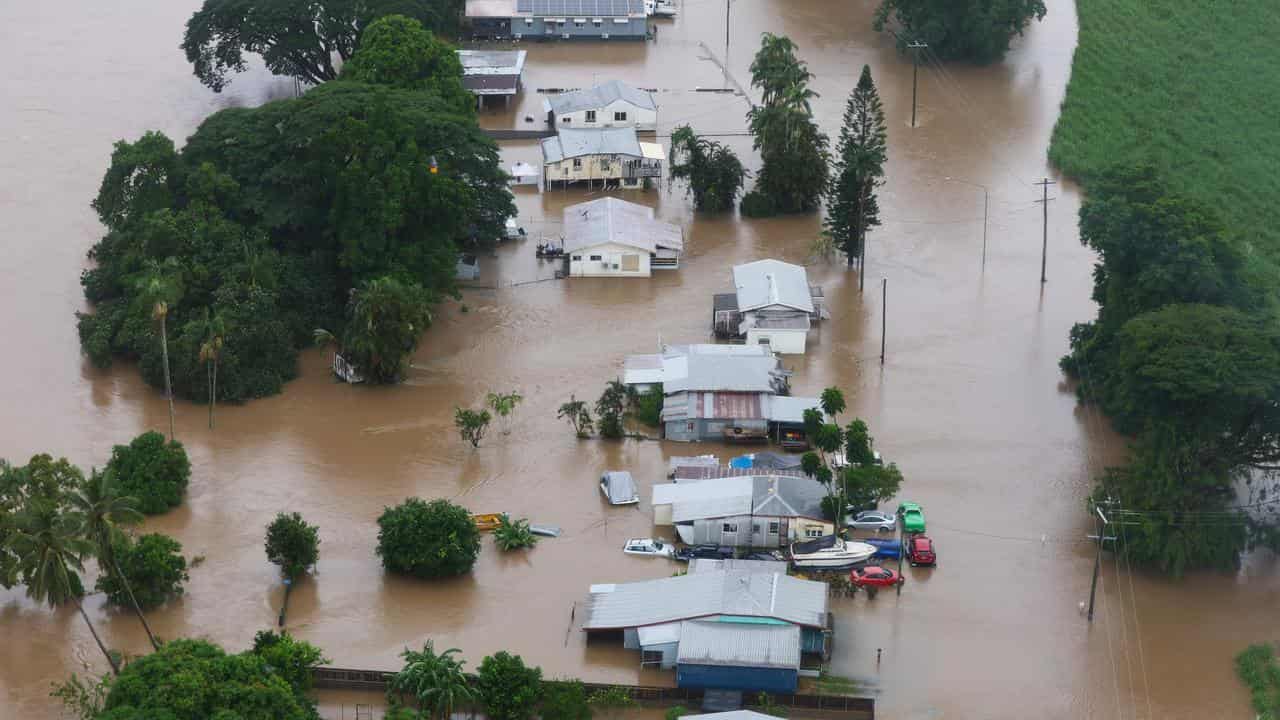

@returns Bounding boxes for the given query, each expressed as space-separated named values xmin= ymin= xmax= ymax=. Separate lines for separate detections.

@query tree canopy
xmin=104 ymin=432 xmax=191 ymax=515
xmin=743 ymin=34 xmax=829 ymax=217
xmin=376 ymin=498 xmax=481 ymax=578
xmin=825 ymin=65 xmax=887 ymax=267
xmin=265 ymin=512 xmax=321 ymax=580
xmin=668 ymin=125 xmax=745 ymax=212
xmin=182 ymin=0 xmax=465 ymax=91
xmin=477 ymin=651 xmax=543 ymax=720
xmin=341 ymin=15 xmax=472 ymax=113
xmin=873 ymin=0 xmax=1047 ymax=63
xmin=78 ymin=75 xmax=513 ymax=399
xmin=95 ymin=533 xmax=189 ymax=610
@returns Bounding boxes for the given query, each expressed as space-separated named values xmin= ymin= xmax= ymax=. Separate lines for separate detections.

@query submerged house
xmin=651 ymin=475 xmax=833 ymax=548
xmin=581 ymin=566 xmax=831 ymax=692
xmin=563 ymin=197 xmax=682 ymax=277
xmin=466 ymin=0 xmax=648 ymax=41
xmin=540 ymin=127 xmax=663 ymax=190
xmin=545 ymin=80 xmax=657 ymax=132
xmin=624 ymin=344 xmax=775 ymax=395
xmin=457 ymin=49 xmax=527 ymax=107
xmin=712 ymin=260 xmax=827 ymax=355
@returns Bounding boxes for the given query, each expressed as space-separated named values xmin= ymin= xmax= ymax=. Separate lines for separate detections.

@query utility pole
xmin=724 ymin=0 xmax=732 ymax=90
xmin=1086 ymin=499 xmax=1117 ymax=622
xmin=1034 ymin=177 xmax=1056 ymax=283
xmin=907 ymin=40 xmax=927 ymax=128
xmin=880 ymin=278 xmax=887 ymax=365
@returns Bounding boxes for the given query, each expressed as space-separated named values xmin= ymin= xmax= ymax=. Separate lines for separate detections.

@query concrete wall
xmin=676 ymin=663 xmax=798 ymax=694
xmin=745 ymin=328 xmax=807 ymax=355
xmin=568 ymin=241 xmax=651 ymax=277
xmin=555 ymin=100 xmax=657 ymax=132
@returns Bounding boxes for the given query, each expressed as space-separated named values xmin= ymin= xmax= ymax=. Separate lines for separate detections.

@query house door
xmin=621 ymin=254 xmax=640 ymax=272
xmin=779 ymin=518 xmax=789 ymax=541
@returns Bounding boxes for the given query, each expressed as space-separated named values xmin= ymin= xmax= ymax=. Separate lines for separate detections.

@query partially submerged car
xmin=851 ymin=565 xmax=902 ymax=589
xmin=906 ymin=534 xmax=936 ymax=567
xmin=622 ymin=538 xmax=674 ymax=558
xmin=897 ymin=501 xmax=926 ymax=534
xmin=848 ymin=510 xmax=896 ymax=532
xmin=674 ymin=544 xmax=735 ymax=562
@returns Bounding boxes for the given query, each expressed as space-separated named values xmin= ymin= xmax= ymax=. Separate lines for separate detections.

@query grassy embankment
xmin=1048 ymin=0 xmax=1280 ymax=252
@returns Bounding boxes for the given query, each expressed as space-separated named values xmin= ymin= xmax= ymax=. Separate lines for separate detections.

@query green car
xmin=897 ymin=502 xmax=926 ymax=534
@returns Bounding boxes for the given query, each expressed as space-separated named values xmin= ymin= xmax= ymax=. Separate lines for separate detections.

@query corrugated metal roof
xmin=699 ymin=392 xmax=764 ymax=420
xmin=672 ymin=494 xmax=753 ymax=523
xmin=752 ymin=476 xmax=825 ymax=521
xmin=689 ymin=558 xmax=788 ymax=575
xmin=765 ymin=395 xmax=821 ymax=424
xmin=665 ymin=353 xmax=781 ymax=394
xmin=681 ymin=711 xmax=788 ymax=720
xmin=673 ymin=465 xmax=807 ymax=481
xmin=541 ymin=127 xmax=643 ymax=163
xmin=563 ymin=197 xmax=682 ymax=254
xmin=602 ymin=471 xmax=638 ymax=504
xmin=636 ymin=621 xmax=682 ymax=646
xmin=580 ymin=569 xmax=828 ymax=630
xmin=733 ymin=260 xmax=814 ymax=313
xmin=676 ymin=621 xmax=800 ymax=670
xmin=747 ymin=314 xmax=811 ymax=330
xmin=457 ymin=49 xmax=527 ymax=74
xmin=514 ymin=0 xmax=645 ymax=18
xmin=654 ymin=475 xmax=825 ymax=521
xmin=653 ymin=476 xmax=752 ymax=506
xmin=545 ymin=80 xmax=656 ymax=114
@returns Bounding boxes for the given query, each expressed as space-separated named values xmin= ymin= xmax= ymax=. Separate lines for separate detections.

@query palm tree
xmin=390 ymin=641 xmax=473 ymax=720
xmin=69 ymin=470 xmax=157 ymax=650
xmin=8 ymin=500 xmax=120 ymax=675
xmin=134 ymin=260 xmax=184 ymax=440
xmin=196 ymin=308 xmax=227 ymax=430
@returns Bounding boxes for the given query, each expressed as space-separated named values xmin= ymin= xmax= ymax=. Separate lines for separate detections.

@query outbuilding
xmin=563 ymin=197 xmax=682 ymax=277
xmin=457 ymin=49 xmax=527 ymax=108
xmin=545 ymin=80 xmax=657 ymax=132
xmin=466 ymin=0 xmax=648 ymax=41
xmin=675 ymin=621 xmax=800 ymax=694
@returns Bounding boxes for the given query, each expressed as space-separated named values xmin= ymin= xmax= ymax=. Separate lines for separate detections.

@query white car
xmin=848 ymin=510 xmax=896 ymax=532
xmin=622 ymin=538 xmax=675 ymax=558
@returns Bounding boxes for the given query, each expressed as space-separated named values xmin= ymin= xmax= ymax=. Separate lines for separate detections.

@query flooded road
xmin=2 ymin=0 xmax=1276 ymax=718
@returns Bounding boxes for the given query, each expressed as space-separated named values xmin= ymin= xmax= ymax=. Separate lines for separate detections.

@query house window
xmin=757 ymin=337 xmax=771 ymax=345
xmin=562 ymin=117 xmax=572 ymax=123
xmin=614 ymin=111 xmax=628 ymax=122
xmin=752 ymin=524 xmax=761 ymax=534
xmin=599 ymin=158 xmax=611 ymax=170
xmin=686 ymin=421 xmax=695 ymax=432
xmin=585 ymin=110 xmax=597 ymax=123
xmin=525 ymin=18 xmax=533 ymax=24
xmin=572 ymin=158 xmax=583 ymax=169
xmin=589 ymin=255 xmax=603 ymax=261
xmin=575 ymin=20 xmax=584 ymax=27
xmin=768 ymin=522 xmax=780 ymax=534
xmin=641 ymin=650 xmax=663 ymax=667
xmin=593 ymin=18 xmax=602 ymax=26
xmin=571 ymin=255 xmax=582 ymax=261
xmin=805 ymin=527 xmax=823 ymax=538
xmin=723 ymin=523 xmax=738 ymax=533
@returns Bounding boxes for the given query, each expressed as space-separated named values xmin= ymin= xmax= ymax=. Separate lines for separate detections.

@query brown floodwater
xmin=3 ymin=0 xmax=1277 ymax=718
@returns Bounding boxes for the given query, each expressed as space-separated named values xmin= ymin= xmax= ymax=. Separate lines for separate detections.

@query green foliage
xmin=665 ymin=706 xmax=688 ymax=720
xmin=477 ymin=651 xmax=543 ymax=720
xmin=843 ymin=463 xmax=904 ymax=512
xmin=252 ymin=630 xmax=330 ymax=696
xmin=78 ymin=80 xmax=513 ymax=401
xmin=1049 ymin=0 xmax=1280 ymax=255
xmin=1235 ymin=643 xmax=1280 ymax=720
xmin=389 ymin=641 xmax=474 ymax=720
xmin=541 ymin=680 xmax=593 ymax=720
xmin=487 ymin=390 xmax=524 ymax=434
xmin=800 ymin=388 xmax=901 ymax=519
xmin=819 ymin=388 xmax=846 ymax=418
xmin=558 ymin=396 xmax=594 ymax=438
xmin=745 ymin=34 xmax=829 ymax=216
xmin=825 ymin=66 xmax=887 ymax=265
xmin=668 ymin=126 xmax=746 ymax=212
xmin=336 ymin=276 xmax=437 ymax=383
xmin=873 ymin=0 xmax=1047 ymax=63
xmin=596 ymin=380 xmax=628 ymax=439
xmin=95 ymin=533 xmax=188 ymax=610
xmin=342 ymin=15 xmax=472 ymax=113
xmin=50 ymin=672 xmax=111 ymax=720
xmin=104 ymin=432 xmax=190 ymax=514
xmin=587 ymin=686 xmax=634 ymax=718
xmin=754 ymin=692 xmax=788 ymax=717
xmin=634 ymin=386 xmax=663 ymax=427
xmin=182 ymin=0 xmax=464 ymax=91
xmin=265 ymin=512 xmax=321 ymax=580
xmin=101 ymin=638 xmax=311 ymax=719
xmin=493 ymin=514 xmax=538 ymax=551
xmin=455 ymin=407 xmax=493 ymax=448
xmin=376 ymin=498 xmax=481 ymax=578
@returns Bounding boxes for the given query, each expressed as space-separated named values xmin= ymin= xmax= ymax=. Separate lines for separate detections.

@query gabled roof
xmin=665 ymin=350 xmax=782 ymax=394
xmin=765 ymin=395 xmax=822 ymax=424
xmin=563 ymin=197 xmax=683 ymax=254
xmin=541 ymin=127 xmax=642 ymax=163
xmin=751 ymin=475 xmax=825 ymax=520
xmin=581 ymin=569 xmax=829 ymax=630
xmin=677 ymin=621 xmax=800 ymax=670
xmin=651 ymin=475 xmax=827 ymax=522
xmin=545 ymin=80 xmax=657 ymax=115
xmin=457 ymin=49 xmax=527 ymax=75
xmin=733 ymin=259 xmax=814 ymax=314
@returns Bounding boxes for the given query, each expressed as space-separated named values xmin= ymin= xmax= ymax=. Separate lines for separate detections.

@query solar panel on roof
xmin=520 ymin=0 xmax=639 ymax=15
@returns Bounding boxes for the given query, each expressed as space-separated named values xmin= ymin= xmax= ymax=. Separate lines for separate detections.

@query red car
xmin=906 ymin=535 xmax=936 ymax=567
xmin=850 ymin=565 xmax=902 ymax=588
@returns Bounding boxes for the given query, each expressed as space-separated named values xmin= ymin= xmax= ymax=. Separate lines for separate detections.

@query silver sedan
xmin=848 ymin=510 xmax=896 ymax=532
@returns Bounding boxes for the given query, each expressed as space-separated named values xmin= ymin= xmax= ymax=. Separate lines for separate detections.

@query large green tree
xmin=104 ymin=432 xmax=191 ymax=515
xmin=743 ymin=34 xmax=829 ymax=217
xmin=376 ymin=498 xmax=481 ymax=578
xmin=265 ymin=511 xmax=321 ymax=580
xmin=95 ymin=533 xmax=189 ymax=610
xmin=825 ymin=65 xmax=887 ymax=269
xmin=341 ymin=14 xmax=472 ymax=113
xmin=668 ymin=125 xmax=746 ymax=212
xmin=389 ymin=641 xmax=474 ymax=720
xmin=477 ymin=651 xmax=543 ymax=720
xmin=182 ymin=0 xmax=464 ymax=91
xmin=873 ymin=0 xmax=1047 ymax=63
xmin=334 ymin=276 xmax=437 ymax=383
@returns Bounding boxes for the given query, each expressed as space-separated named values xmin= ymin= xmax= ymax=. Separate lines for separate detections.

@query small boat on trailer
xmin=790 ymin=534 xmax=878 ymax=568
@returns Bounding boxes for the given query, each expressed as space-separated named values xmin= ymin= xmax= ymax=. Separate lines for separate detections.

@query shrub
xmin=541 ymin=680 xmax=592 ymax=720
xmin=105 ymin=431 xmax=190 ymax=514
xmin=265 ymin=512 xmax=320 ymax=580
xmin=739 ymin=190 xmax=778 ymax=218
xmin=493 ymin=514 xmax=538 ymax=551
xmin=665 ymin=706 xmax=689 ymax=720
xmin=95 ymin=533 xmax=188 ymax=610
xmin=376 ymin=498 xmax=481 ymax=578
xmin=634 ymin=386 xmax=663 ymax=427
xmin=477 ymin=651 xmax=543 ymax=720
xmin=252 ymin=630 xmax=329 ymax=696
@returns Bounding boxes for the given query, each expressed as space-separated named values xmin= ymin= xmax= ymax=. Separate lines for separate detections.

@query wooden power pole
xmin=1034 ymin=177 xmax=1056 ymax=283
xmin=907 ymin=40 xmax=927 ymax=128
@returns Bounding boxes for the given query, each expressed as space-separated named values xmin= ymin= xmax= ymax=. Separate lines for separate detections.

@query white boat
xmin=644 ymin=0 xmax=677 ymax=17
xmin=789 ymin=535 xmax=877 ymax=568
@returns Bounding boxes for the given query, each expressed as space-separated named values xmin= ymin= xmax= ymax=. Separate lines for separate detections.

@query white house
xmin=540 ymin=127 xmax=663 ymax=190
xmin=712 ymin=259 xmax=826 ymax=355
xmin=544 ymin=80 xmax=658 ymax=132
xmin=563 ymin=197 xmax=682 ymax=277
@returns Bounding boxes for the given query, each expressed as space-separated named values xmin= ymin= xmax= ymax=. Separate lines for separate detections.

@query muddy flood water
xmin=3 ymin=0 xmax=1278 ymax=718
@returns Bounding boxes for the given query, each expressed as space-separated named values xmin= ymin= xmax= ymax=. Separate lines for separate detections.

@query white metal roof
xmin=765 ymin=395 xmax=821 ymax=424
xmin=733 ymin=259 xmax=814 ymax=314
xmin=562 ymin=197 xmax=683 ymax=254
xmin=676 ymin=621 xmax=800 ymax=670
xmin=457 ymin=49 xmax=527 ymax=75
xmin=652 ymin=476 xmax=752 ymax=506
xmin=581 ymin=569 xmax=829 ymax=630
xmin=682 ymin=711 xmax=794 ymax=720
xmin=665 ymin=351 xmax=781 ymax=394
xmin=653 ymin=475 xmax=826 ymax=522
xmin=541 ymin=127 xmax=643 ymax=163
xmin=544 ymin=80 xmax=657 ymax=115
xmin=689 ymin=558 xmax=788 ymax=575
xmin=636 ymin=621 xmax=682 ymax=647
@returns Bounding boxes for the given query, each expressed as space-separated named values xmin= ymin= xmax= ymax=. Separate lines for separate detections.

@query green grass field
xmin=1049 ymin=0 xmax=1280 ymax=251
